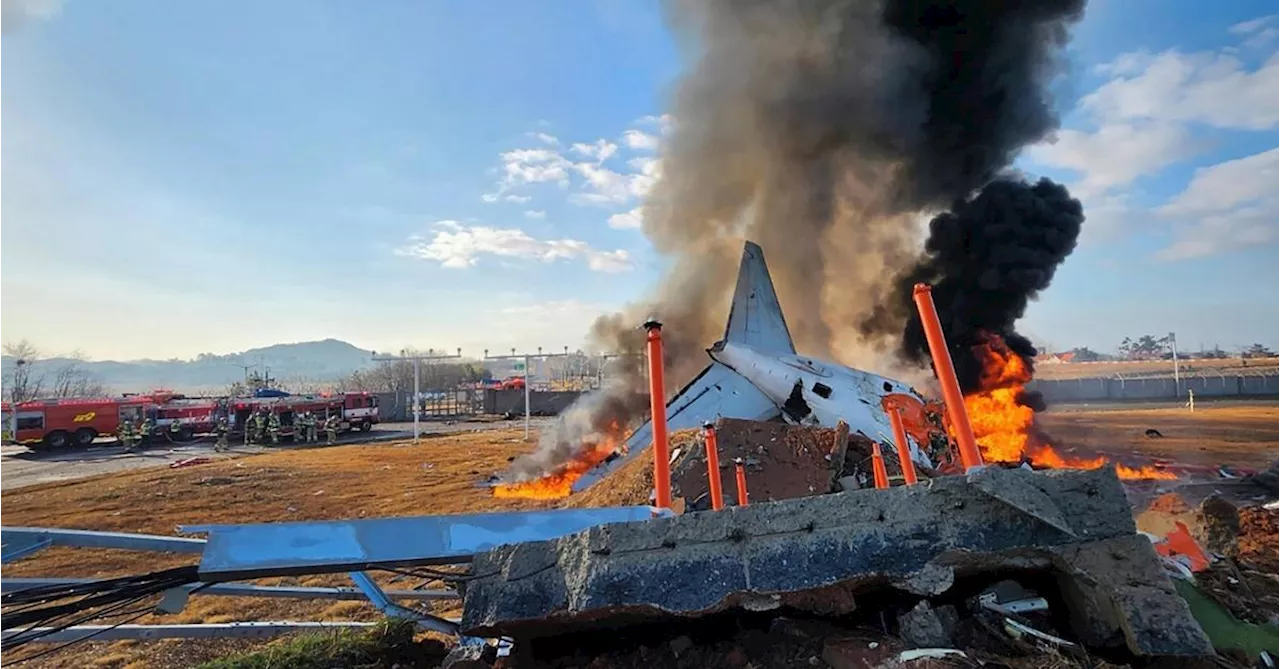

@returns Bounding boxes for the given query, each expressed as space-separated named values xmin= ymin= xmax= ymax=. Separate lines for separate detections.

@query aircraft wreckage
xmin=1 ymin=241 xmax=1216 ymax=664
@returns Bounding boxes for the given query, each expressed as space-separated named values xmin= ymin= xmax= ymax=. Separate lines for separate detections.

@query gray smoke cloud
xmin=507 ymin=0 xmax=1086 ymax=479
xmin=1 ymin=0 xmax=63 ymax=33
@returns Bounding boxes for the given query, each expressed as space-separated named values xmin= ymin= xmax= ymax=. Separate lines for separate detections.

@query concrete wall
xmin=484 ymin=390 xmax=583 ymax=416
xmin=1030 ymin=374 xmax=1279 ymax=404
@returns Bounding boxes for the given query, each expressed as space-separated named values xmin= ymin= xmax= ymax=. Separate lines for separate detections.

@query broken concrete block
xmin=897 ymin=601 xmax=952 ymax=648
xmin=460 ymin=467 xmax=1212 ymax=658
xmin=441 ymin=642 xmax=494 ymax=669
xmin=1192 ymin=495 xmax=1240 ymax=556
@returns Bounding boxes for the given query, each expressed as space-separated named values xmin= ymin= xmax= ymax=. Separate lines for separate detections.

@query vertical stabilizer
xmin=722 ymin=241 xmax=795 ymax=354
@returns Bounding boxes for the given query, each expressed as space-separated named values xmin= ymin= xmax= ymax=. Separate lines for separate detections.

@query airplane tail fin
xmin=721 ymin=241 xmax=795 ymax=354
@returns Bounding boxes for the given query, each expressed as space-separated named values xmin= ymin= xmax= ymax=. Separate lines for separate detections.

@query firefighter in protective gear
xmin=324 ymin=414 xmax=339 ymax=445
xmin=119 ymin=419 xmax=137 ymax=451
xmin=140 ymin=417 xmax=156 ymax=448
xmin=214 ymin=415 xmax=230 ymax=452
xmin=267 ymin=412 xmax=281 ymax=445
xmin=304 ymin=412 xmax=318 ymax=443
xmin=169 ymin=418 xmax=184 ymax=441
xmin=252 ymin=410 xmax=268 ymax=444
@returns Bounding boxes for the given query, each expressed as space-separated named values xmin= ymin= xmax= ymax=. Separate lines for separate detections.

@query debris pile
xmin=462 ymin=467 xmax=1216 ymax=666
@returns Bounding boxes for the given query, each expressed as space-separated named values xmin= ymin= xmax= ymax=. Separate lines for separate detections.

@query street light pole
xmin=485 ymin=347 xmax=574 ymax=442
xmin=371 ymin=348 xmax=462 ymax=442
xmin=1169 ymin=332 xmax=1180 ymax=395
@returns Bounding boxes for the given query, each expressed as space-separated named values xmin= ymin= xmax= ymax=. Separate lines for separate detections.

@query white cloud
xmin=1084 ymin=50 xmax=1278 ymax=131
xmin=1028 ymin=122 xmax=1198 ymax=196
xmin=397 ymin=221 xmax=633 ymax=273
xmin=524 ymin=209 xmax=546 ymax=219
xmin=570 ymin=139 xmax=619 ymax=163
xmin=608 ymin=206 xmax=644 ymax=230
xmin=1155 ymin=148 xmax=1279 ymax=260
xmin=636 ymin=114 xmax=674 ymax=135
xmin=622 ymin=129 xmax=659 ymax=151
xmin=1 ymin=0 xmax=62 ymax=31
xmin=502 ymin=194 xmax=531 ymax=204
xmin=1230 ymin=15 xmax=1277 ymax=35
xmin=498 ymin=148 xmax=572 ymax=189
xmin=570 ymin=160 xmax=659 ymax=205
xmin=526 ymin=132 xmax=559 ymax=146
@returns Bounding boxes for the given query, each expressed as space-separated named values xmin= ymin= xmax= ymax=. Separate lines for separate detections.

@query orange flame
xmin=492 ymin=422 xmax=626 ymax=500
xmin=961 ymin=334 xmax=1176 ymax=481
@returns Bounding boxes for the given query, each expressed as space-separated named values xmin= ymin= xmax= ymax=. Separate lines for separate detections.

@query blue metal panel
xmin=571 ymin=362 xmax=780 ymax=493
xmin=185 ymin=506 xmax=666 ymax=580
xmin=2 ymin=578 xmax=457 ymax=601
xmin=0 ymin=527 xmax=204 ymax=557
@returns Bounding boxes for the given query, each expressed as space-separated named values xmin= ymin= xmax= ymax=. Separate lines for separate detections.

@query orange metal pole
xmin=911 ymin=283 xmax=984 ymax=471
xmin=871 ymin=442 xmax=890 ymax=489
xmin=887 ymin=407 xmax=918 ymax=485
xmin=702 ymin=422 xmax=725 ymax=511
xmin=734 ymin=459 xmax=749 ymax=506
xmin=644 ymin=320 xmax=672 ymax=509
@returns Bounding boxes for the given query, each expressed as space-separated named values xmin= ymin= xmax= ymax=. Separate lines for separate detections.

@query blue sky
xmin=1 ymin=0 xmax=1276 ymax=362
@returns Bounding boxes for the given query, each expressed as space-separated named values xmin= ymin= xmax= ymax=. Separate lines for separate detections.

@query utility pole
xmin=485 ymin=347 xmax=574 ymax=441
xmin=372 ymin=348 xmax=462 ymax=442
xmin=1168 ymin=332 xmax=1180 ymax=395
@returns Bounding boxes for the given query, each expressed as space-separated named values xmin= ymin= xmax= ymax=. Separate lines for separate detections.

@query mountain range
xmin=1 ymin=339 xmax=378 ymax=393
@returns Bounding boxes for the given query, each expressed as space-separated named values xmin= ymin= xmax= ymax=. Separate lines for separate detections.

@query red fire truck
xmin=228 ymin=393 xmax=376 ymax=439
xmin=2 ymin=395 xmax=161 ymax=449
xmin=2 ymin=391 xmax=378 ymax=449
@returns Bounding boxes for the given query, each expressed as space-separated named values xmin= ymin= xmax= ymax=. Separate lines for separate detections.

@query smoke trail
xmin=871 ymin=177 xmax=1085 ymax=392
xmin=508 ymin=0 xmax=1087 ymax=479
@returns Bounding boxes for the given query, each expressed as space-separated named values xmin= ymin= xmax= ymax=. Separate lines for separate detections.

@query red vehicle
xmin=2 ymin=396 xmax=158 ymax=449
xmin=229 ymin=392 xmax=379 ymax=440
xmin=3 ymin=391 xmax=378 ymax=449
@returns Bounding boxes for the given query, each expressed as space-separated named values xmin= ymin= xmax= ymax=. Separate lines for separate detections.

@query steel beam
xmin=349 ymin=571 xmax=460 ymax=636
xmin=184 ymin=506 xmax=668 ymax=580
xmin=2 ymin=578 xmax=458 ymax=601
xmin=2 ymin=622 xmax=378 ymax=643
xmin=1 ymin=527 xmax=205 ymax=563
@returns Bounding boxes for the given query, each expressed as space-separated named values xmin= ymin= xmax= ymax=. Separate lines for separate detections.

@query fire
xmin=492 ymin=423 xmax=626 ymax=500
xmin=961 ymin=334 xmax=1176 ymax=481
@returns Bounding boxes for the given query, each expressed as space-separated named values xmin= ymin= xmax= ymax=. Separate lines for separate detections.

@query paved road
xmin=0 ymin=418 xmax=555 ymax=491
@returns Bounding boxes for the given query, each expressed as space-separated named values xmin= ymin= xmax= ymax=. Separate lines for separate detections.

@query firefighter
xmin=253 ymin=410 xmax=269 ymax=444
xmin=324 ymin=414 xmax=339 ymax=445
xmin=140 ymin=416 xmax=155 ymax=448
xmin=304 ymin=412 xmax=318 ymax=443
xmin=169 ymin=417 xmax=184 ymax=441
xmin=267 ymin=411 xmax=281 ymax=445
xmin=119 ymin=419 xmax=137 ymax=451
xmin=214 ymin=415 xmax=230 ymax=452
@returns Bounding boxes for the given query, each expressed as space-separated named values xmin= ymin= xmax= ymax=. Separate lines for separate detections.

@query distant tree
xmin=48 ymin=352 xmax=106 ymax=399
xmin=1068 ymin=346 xmax=1106 ymax=362
xmin=3 ymin=341 xmax=104 ymax=401
xmin=1118 ymin=335 xmax=1168 ymax=360
xmin=224 ymin=381 xmax=248 ymax=398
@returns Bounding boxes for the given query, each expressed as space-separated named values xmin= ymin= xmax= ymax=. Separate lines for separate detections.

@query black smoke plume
xmin=510 ymin=0 xmax=1088 ymax=480
xmin=873 ymin=177 xmax=1085 ymax=393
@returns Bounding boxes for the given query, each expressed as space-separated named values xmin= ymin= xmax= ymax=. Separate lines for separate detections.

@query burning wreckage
xmin=3 ymin=241 xmax=1273 ymax=669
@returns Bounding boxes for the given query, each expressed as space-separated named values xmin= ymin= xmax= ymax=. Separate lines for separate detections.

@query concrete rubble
xmin=461 ymin=466 xmax=1213 ymax=659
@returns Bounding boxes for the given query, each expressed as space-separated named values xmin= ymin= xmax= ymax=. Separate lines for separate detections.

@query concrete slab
xmin=460 ymin=466 xmax=1212 ymax=658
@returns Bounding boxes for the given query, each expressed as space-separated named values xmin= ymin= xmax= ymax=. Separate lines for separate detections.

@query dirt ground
xmin=2 ymin=405 xmax=1277 ymax=667
xmin=1032 ymin=358 xmax=1278 ymax=380
xmin=1037 ymin=405 xmax=1278 ymax=470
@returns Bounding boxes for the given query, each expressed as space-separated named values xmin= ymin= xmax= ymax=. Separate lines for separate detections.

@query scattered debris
xmin=170 ymin=457 xmax=211 ymax=469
